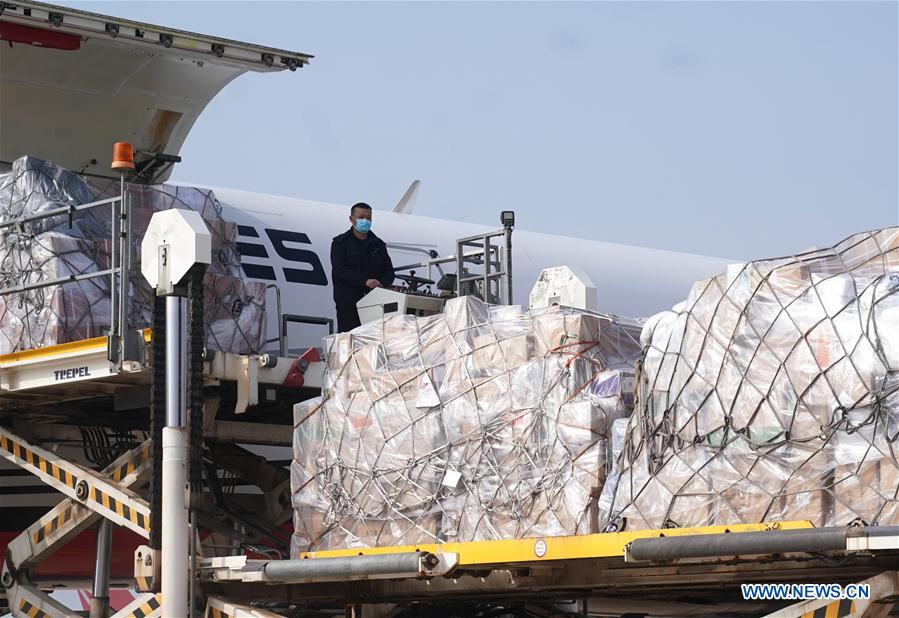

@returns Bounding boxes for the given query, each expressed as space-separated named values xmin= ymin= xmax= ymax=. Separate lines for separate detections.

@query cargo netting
xmin=601 ymin=227 xmax=899 ymax=530
xmin=290 ymin=296 xmax=643 ymax=553
xmin=0 ymin=156 xmax=266 ymax=355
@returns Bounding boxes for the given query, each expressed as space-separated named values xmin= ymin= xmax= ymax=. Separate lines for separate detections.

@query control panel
xmin=356 ymin=287 xmax=447 ymax=324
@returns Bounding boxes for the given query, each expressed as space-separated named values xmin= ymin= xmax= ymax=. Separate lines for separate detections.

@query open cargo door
xmin=0 ymin=1 xmax=311 ymax=182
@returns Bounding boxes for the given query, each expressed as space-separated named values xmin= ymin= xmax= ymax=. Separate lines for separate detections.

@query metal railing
xmin=280 ymin=315 xmax=333 ymax=357
xmin=0 ymin=175 xmax=139 ymax=370
xmin=454 ymin=227 xmax=513 ymax=305
xmin=389 ymin=219 xmax=515 ymax=305
xmin=263 ymin=284 xmax=333 ymax=357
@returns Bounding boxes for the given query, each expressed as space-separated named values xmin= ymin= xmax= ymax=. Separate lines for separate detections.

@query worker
xmin=330 ymin=202 xmax=395 ymax=332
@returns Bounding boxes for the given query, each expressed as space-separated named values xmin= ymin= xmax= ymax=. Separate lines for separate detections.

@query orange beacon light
xmin=111 ymin=142 xmax=135 ymax=170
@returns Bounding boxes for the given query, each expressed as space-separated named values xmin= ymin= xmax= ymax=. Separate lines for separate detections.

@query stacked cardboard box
xmin=0 ymin=156 xmax=266 ymax=355
xmin=290 ymin=297 xmax=642 ymax=553
xmin=602 ymin=227 xmax=899 ymax=530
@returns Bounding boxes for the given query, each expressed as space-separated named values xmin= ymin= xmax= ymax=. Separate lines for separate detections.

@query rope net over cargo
xmin=602 ymin=227 xmax=899 ymax=530
xmin=291 ymin=296 xmax=643 ymax=553
xmin=0 ymin=156 xmax=266 ymax=355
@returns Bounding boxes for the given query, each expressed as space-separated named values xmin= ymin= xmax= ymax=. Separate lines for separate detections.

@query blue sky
xmin=70 ymin=1 xmax=897 ymax=260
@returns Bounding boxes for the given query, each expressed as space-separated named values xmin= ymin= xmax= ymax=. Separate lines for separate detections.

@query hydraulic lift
xmin=0 ymin=166 xmax=321 ymax=617
xmin=196 ymin=521 xmax=899 ymax=618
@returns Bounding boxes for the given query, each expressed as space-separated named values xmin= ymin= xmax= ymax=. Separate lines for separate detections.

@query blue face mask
xmin=354 ymin=218 xmax=372 ymax=233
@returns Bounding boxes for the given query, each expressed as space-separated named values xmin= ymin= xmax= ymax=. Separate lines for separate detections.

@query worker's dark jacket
xmin=330 ymin=229 xmax=395 ymax=306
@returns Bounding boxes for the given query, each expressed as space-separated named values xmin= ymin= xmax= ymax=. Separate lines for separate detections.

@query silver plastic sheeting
xmin=291 ymin=296 xmax=642 ymax=554
xmin=0 ymin=156 xmax=266 ymax=355
xmin=602 ymin=227 xmax=899 ymax=530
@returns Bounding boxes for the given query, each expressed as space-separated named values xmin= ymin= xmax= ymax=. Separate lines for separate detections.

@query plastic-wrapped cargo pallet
xmin=291 ymin=296 xmax=643 ymax=553
xmin=0 ymin=156 xmax=266 ymax=355
xmin=601 ymin=227 xmax=899 ymax=530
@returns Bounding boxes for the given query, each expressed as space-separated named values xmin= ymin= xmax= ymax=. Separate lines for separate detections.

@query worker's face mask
xmin=354 ymin=218 xmax=372 ymax=233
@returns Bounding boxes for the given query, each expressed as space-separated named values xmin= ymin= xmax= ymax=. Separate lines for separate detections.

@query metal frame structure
xmin=0 ymin=187 xmax=322 ymax=615
xmin=0 ymin=428 xmax=151 ymax=538
xmin=0 ymin=333 xmax=322 ymax=413
xmin=0 ymin=328 xmax=323 ymax=616
xmin=392 ymin=222 xmax=515 ymax=305
xmin=1 ymin=438 xmax=152 ymax=617
xmin=454 ymin=224 xmax=513 ymax=304
xmin=0 ymin=180 xmax=139 ymax=374
xmin=197 ymin=522 xmax=899 ymax=617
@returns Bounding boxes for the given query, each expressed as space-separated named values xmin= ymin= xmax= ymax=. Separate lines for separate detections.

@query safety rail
xmin=454 ymin=226 xmax=513 ymax=304
xmin=263 ymin=284 xmax=333 ymax=357
xmin=0 ymin=175 xmax=139 ymax=371
xmin=279 ymin=314 xmax=332 ymax=357
xmin=389 ymin=213 xmax=515 ymax=304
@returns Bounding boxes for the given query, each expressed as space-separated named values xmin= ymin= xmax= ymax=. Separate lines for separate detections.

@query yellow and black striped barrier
xmin=31 ymin=505 xmax=74 ymax=545
xmin=110 ymin=444 xmax=149 ymax=483
xmin=18 ymin=598 xmax=52 ymax=618
xmin=21 ymin=440 xmax=150 ymax=564
xmin=135 ymin=575 xmax=153 ymax=593
xmin=1 ymin=434 xmax=77 ymax=490
xmin=799 ymin=599 xmax=856 ymax=618
xmin=90 ymin=486 xmax=150 ymax=532
xmin=0 ymin=428 xmax=151 ymax=539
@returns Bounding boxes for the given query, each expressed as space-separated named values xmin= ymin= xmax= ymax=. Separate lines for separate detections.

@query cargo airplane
xmin=0 ymin=1 xmax=732 ymax=611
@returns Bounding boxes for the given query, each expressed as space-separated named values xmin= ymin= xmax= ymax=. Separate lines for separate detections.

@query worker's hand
xmin=365 ymin=279 xmax=382 ymax=289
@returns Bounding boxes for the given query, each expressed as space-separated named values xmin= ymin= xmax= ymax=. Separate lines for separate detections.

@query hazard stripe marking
xmin=126 ymin=594 xmax=161 ymax=618
xmin=91 ymin=486 xmax=151 ymax=533
xmin=803 ymin=599 xmax=858 ymax=618
xmin=837 ymin=599 xmax=855 ymax=617
xmin=32 ymin=506 xmax=74 ymax=545
xmin=1 ymin=434 xmax=82 ymax=490
xmin=2 ymin=431 xmax=151 ymax=537
xmin=19 ymin=599 xmax=50 ymax=618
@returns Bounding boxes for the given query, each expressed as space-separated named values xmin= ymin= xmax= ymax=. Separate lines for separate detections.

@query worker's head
xmin=350 ymin=202 xmax=373 ymax=234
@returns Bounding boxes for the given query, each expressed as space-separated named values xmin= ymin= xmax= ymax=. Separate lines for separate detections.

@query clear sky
xmin=68 ymin=1 xmax=897 ymax=260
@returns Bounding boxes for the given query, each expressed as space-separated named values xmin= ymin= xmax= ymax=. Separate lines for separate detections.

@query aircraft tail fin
xmin=392 ymin=179 xmax=421 ymax=214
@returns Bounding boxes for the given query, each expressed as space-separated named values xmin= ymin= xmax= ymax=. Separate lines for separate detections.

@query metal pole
xmin=163 ymin=295 xmax=189 ymax=618
xmin=481 ymin=236 xmax=489 ymax=303
xmin=179 ymin=299 xmax=187 ymax=412
xmin=504 ymin=226 xmax=513 ymax=305
xmin=165 ymin=297 xmax=186 ymax=427
xmin=455 ymin=241 xmax=463 ymax=298
xmin=189 ymin=511 xmax=197 ymax=618
xmin=627 ymin=526 xmax=858 ymax=562
xmin=109 ymin=184 xmax=119 ymax=347
xmin=89 ymin=519 xmax=112 ymax=618
xmin=117 ymin=177 xmax=132 ymax=365
xmin=262 ymin=552 xmax=432 ymax=582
